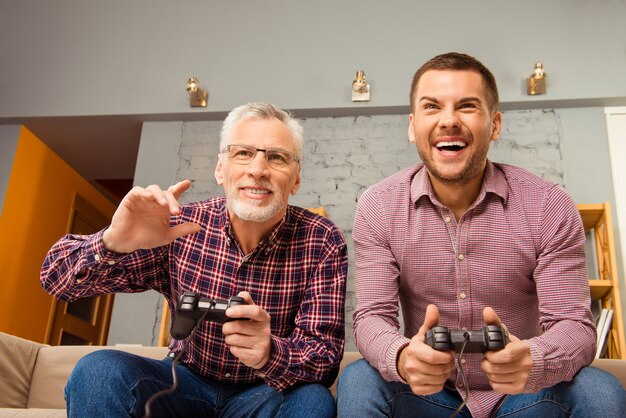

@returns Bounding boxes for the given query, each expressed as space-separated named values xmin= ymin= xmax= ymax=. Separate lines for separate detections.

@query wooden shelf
xmin=589 ymin=280 xmax=614 ymax=300
xmin=578 ymin=204 xmax=604 ymax=230
xmin=578 ymin=202 xmax=625 ymax=359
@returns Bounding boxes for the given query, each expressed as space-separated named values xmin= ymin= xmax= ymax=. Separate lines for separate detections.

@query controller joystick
xmin=425 ymin=325 xmax=509 ymax=353
xmin=170 ymin=292 xmax=247 ymax=340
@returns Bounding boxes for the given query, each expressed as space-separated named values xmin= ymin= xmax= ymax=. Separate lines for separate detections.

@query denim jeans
xmin=65 ymin=349 xmax=335 ymax=418
xmin=336 ymin=359 xmax=625 ymax=417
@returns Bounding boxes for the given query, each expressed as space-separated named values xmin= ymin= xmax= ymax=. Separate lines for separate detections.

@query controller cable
xmin=142 ymin=302 xmax=213 ymax=418
xmin=449 ymin=332 xmax=471 ymax=418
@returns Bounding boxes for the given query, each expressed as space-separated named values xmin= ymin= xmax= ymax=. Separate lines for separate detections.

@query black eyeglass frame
xmin=222 ymin=144 xmax=300 ymax=168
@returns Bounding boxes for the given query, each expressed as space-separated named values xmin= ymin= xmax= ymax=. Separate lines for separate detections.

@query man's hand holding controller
xmin=398 ymin=305 xmax=531 ymax=395
xmin=480 ymin=307 xmax=533 ymax=395
xmin=170 ymin=291 xmax=274 ymax=371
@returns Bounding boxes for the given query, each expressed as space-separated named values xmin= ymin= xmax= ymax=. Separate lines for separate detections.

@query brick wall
xmin=175 ymin=109 xmax=563 ymax=351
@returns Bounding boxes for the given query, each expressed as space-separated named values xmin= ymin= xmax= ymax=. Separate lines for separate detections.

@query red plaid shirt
xmin=353 ymin=161 xmax=595 ymax=418
xmin=41 ymin=198 xmax=348 ymax=391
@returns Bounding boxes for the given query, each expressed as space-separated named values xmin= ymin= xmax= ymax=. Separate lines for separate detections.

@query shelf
xmin=578 ymin=204 xmax=604 ymax=231
xmin=578 ymin=202 xmax=625 ymax=359
xmin=589 ymin=280 xmax=614 ymax=300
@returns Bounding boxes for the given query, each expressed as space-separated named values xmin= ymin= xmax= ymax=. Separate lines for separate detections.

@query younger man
xmin=337 ymin=53 xmax=624 ymax=417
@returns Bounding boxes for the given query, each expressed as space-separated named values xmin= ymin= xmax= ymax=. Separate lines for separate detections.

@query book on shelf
xmin=595 ymin=308 xmax=614 ymax=359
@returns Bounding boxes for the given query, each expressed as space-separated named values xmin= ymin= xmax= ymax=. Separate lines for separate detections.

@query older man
xmin=41 ymin=102 xmax=347 ymax=418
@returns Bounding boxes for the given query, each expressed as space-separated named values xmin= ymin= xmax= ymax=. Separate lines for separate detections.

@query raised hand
xmin=397 ymin=304 xmax=455 ymax=395
xmin=102 ymin=180 xmax=201 ymax=254
xmin=222 ymin=291 xmax=272 ymax=369
xmin=481 ymin=307 xmax=533 ymax=394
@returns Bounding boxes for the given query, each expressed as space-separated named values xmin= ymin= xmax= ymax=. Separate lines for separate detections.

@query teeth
xmin=244 ymin=188 xmax=270 ymax=194
xmin=436 ymin=141 xmax=466 ymax=148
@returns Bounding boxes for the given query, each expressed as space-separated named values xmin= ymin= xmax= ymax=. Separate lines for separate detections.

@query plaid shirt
xmin=41 ymin=197 xmax=348 ymax=392
xmin=352 ymin=161 xmax=595 ymax=418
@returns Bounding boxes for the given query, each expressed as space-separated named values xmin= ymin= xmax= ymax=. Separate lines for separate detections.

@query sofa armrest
xmin=0 ymin=332 xmax=46 ymax=408
xmin=592 ymin=358 xmax=626 ymax=389
xmin=27 ymin=345 xmax=170 ymax=409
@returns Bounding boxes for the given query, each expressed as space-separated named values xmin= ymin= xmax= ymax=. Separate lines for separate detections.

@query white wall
xmin=1 ymin=0 xmax=626 ymax=119
xmin=605 ymin=108 xmax=626 ymax=328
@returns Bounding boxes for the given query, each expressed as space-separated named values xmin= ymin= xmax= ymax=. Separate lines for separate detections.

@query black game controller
xmin=169 ymin=292 xmax=247 ymax=340
xmin=425 ymin=325 xmax=509 ymax=353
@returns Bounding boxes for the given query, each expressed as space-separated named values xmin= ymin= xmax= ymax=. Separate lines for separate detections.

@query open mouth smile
xmin=435 ymin=140 xmax=467 ymax=153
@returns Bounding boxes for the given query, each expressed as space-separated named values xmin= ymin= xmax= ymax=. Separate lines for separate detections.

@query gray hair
xmin=219 ymin=102 xmax=304 ymax=162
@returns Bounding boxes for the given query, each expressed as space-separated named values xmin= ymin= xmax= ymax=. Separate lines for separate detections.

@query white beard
xmin=228 ymin=183 xmax=285 ymax=222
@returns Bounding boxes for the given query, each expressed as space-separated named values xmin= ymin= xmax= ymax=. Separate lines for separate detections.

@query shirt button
xmin=459 ymin=292 xmax=467 ymax=299
xmin=224 ymin=373 xmax=231 ymax=378
xmin=458 ymin=382 xmax=464 ymax=388
xmin=94 ymin=254 xmax=101 ymax=262
xmin=461 ymin=358 xmax=467 ymax=364
xmin=76 ymin=279 xmax=83 ymax=284
xmin=444 ymin=216 xmax=451 ymax=223
xmin=461 ymin=326 xmax=468 ymax=331
xmin=107 ymin=260 xmax=115 ymax=265
xmin=258 ymin=373 xmax=266 ymax=378
xmin=458 ymin=254 xmax=465 ymax=261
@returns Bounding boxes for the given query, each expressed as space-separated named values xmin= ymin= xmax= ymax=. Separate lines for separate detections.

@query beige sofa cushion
xmin=27 ymin=345 xmax=169 ymax=409
xmin=0 ymin=409 xmax=65 ymax=418
xmin=0 ymin=333 xmax=46 ymax=408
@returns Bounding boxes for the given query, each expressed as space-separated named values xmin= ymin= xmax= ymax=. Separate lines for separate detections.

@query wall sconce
xmin=527 ymin=62 xmax=546 ymax=95
xmin=351 ymin=70 xmax=370 ymax=102
xmin=187 ymin=76 xmax=208 ymax=107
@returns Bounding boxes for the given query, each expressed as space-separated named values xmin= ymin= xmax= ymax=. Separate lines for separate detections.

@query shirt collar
xmin=220 ymin=201 xmax=290 ymax=254
xmin=410 ymin=160 xmax=509 ymax=208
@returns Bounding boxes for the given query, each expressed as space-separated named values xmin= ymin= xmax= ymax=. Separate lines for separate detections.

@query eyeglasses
xmin=222 ymin=144 xmax=300 ymax=169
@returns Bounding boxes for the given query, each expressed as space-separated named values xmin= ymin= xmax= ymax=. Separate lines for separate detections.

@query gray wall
xmin=105 ymin=122 xmax=183 ymax=345
xmin=0 ymin=126 xmax=20 ymax=215
xmin=1 ymin=0 xmax=626 ymax=119
xmin=112 ymin=107 xmax=621 ymax=351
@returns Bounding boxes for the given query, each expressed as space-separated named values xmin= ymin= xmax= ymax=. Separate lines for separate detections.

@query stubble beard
xmin=418 ymin=133 xmax=490 ymax=186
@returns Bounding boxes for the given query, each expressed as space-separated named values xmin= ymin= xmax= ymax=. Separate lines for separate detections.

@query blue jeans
xmin=336 ymin=359 xmax=625 ymax=417
xmin=65 ymin=349 xmax=335 ymax=418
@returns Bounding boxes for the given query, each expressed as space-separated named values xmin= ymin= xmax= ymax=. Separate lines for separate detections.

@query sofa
xmin=1 ymin=332 xmax=625 ymax=417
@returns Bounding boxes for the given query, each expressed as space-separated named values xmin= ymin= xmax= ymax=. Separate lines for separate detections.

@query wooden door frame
xmin=44 ymin=194 xmax=115 ymax=345
xmin=605 ymin=107 xmax=626 ymax=351
xmin=605 ymin=108 xmax=626 ymax=294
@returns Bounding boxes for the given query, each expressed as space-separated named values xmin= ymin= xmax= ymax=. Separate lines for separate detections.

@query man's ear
xmin=408 ymin=114 xmax=416 ymax=143
xmin=290 ymin=170 xmax=301 ymax=195
xmin=490 ymin=111 xmax=502 ymax=141
xmin=214 ymin=157 xmax=224 ymax=185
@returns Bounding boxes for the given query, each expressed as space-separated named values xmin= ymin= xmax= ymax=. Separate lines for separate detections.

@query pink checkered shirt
xmin=41 ymin=198 xmax=348 ymax=391
xmin=352 ymin=161 xmax=595 ymax=418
